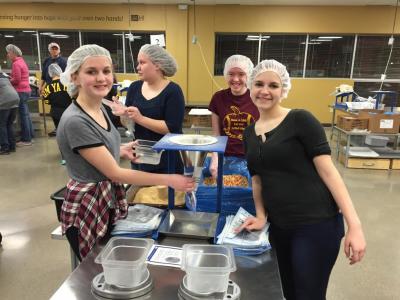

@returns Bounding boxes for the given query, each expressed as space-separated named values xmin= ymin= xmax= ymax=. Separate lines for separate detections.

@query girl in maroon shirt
xmin=208 ymin=55 xmax=259 ymax=177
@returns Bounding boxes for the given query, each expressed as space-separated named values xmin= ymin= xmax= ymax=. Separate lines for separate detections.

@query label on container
xmin=380 ymin=119 xmax=394 ymax=129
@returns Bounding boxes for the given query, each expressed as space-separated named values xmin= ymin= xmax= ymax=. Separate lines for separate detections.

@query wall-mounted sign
xmin=131 ymin=15 xmax=144 ymax=22
xmin=150 ymin=34 xmax=165 ymax=47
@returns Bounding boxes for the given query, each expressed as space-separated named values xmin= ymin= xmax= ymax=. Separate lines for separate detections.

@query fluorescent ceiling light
xmin=112 ymin=33 xmax=123 ymax=36
xmin=310 ymin=39 xmax=332 ymax=42
xmin=125 ymin=35 xmax=141 ymax=39
xmin=261 ymin=35 xmax=270 ymax=39
xmin=40 ymin=32 xmax=54 ymax=35
xmin=318 ymin=36 xmax=342 ymax=39
xmin=247 ymin=35 xmax=259 ymax=38
xmin=23 ymin=30 xmax=36 ymax=33
xmin=302 ymin=42 xmax=321 ymax=45
xmin=5 ymin=35 xmax=14 ymax=38
xmin=246 ymin=38 xmax=259 ymax=41
xmin=51 ymin=34 xmax=69 ymax=38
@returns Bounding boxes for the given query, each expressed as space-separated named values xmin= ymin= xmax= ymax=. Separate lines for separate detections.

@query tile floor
xmin=0 ymin=130 xmax=399 ymax=299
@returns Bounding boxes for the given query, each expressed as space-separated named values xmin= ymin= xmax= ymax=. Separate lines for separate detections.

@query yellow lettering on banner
xmin=51 ymin=83 xmax=57 ymax=91
xmin=55 ymin=83 xmax=61 ymax=92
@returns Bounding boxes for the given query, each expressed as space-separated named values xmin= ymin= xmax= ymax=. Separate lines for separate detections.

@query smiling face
xmin=226 ymin=67 xmax=247 ymax=96
xmin=136 ymin=52 xmax=161 ymax=81
xmin=250 ymin=71 xmax=283 ymax=111
xmin=72 ymin=56 xmax=113 ymax=100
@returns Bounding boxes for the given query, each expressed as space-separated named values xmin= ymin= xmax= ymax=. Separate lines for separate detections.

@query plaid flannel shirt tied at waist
xmin=61 ymin=179 xmax=128 ymax=258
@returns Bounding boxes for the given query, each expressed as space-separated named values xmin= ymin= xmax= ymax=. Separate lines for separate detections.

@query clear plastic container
xmin=95 ymin=237 xmax=154 ymax=288
xmin=181 ymin=244 xmax=236 ymax=294
xmin=132 ymin=140 xmax=163 ymax=165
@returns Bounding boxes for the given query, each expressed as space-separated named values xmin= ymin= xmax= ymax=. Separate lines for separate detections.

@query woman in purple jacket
xmin=6 ymin=44 xmax=34 ymax=146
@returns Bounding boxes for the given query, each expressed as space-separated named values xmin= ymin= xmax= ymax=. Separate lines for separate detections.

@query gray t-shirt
xmin=57 ymin=101 xmax=121 ymax=183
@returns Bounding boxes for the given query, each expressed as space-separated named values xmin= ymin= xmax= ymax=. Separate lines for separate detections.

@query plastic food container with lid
xmin=181 ymin=244 xmax=236 ymax=294
xmin=95 ymin=237 xmax=154 ymax=288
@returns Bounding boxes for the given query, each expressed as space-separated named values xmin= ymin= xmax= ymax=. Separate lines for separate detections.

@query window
xmin=38 ymin=31 xmax=80 ymax=63
xmin=353 ymin=35 xmax=400 ymax=80
xmin=306 ymin=35 xmax=354 ymax=78
xmin=214 ymin=34 xmax=258 ymax=75
xmin=0 ymin=30 xmax=39 ymax=71
xmin=81 ymin=31 xmax=124 ymax=72
xmin=124 ymin=32 xmax=165 ymax=73
xmin=260 ymin=35 xmax=306 ymax=77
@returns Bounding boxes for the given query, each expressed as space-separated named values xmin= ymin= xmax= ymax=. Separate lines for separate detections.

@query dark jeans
xmin=17 ymin=92 xmax=34 ymax=142
xmin=0 ymin=107 xmax=17 ymax=151
xmin=269 ymin=214 xmax=345 ymax=300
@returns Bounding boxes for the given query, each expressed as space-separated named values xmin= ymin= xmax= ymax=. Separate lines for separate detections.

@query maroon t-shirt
xmin=209 ymin=88 xmax=259 ymax=157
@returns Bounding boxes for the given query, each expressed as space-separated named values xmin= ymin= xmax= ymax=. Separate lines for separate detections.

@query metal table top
xmin=50 ymin=237 xmax=284 ymax=300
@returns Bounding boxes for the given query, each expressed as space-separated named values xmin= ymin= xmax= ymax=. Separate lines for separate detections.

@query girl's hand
xmin=344 ymin=225 xmax=366 ymax=265
xmin=235 ymin=217 xmax=266 ymax=233
xmin=120 ymin=141 xmax=140 ymax=162
xmin=167 ymin=175 xmax=195 ymax=192
xmin=110 ymin=100 xmax=127 ymax=116
xmin=126 ymin=106 xmax=143 ymax=122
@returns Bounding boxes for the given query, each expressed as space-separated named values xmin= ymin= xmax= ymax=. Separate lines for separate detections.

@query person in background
xmin=57 ymin=44 xmax=194 ymax=260
xmin=39 ymin=42 xmax=67 ymax=137
xmin=42 ymin=63 xmax=72 ymax=137
xmin=0 ymin=66 xmax=20 ymax=155
xmin=239 ymin=59 xmax=366 ymax=300
xmin=5 ymin=44 xmax=34 ymax=146
xmin=208 ymin=55 xmax=259 ymax=178
xmin=39 ymin=42 xmax=67 ymax=94
xmin=124 ymin=44 xmax=185 ymax=174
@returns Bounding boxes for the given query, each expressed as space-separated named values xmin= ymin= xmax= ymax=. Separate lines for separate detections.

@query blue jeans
xmin=18 ymin=92 xmax=34 ymax=142
xmin=0 ymin=108 xmax=17 ymax=151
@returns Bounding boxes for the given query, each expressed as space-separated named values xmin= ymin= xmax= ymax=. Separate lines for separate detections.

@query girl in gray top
xmin=57 ymin=44 xmax=195 ymax=259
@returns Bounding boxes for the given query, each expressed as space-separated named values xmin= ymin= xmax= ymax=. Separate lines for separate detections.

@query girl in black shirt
xmin=239 ymin=59 xmax=366 ymax=300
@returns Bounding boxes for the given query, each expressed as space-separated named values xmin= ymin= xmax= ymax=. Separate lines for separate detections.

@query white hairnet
xmin=248 ymin=59 xmax=291 ymax=98
xmin=139 ymin=44 xmax=177 ymax=77
xmin=223 ymin=55 xmax=254 ymax=79
xmin=48 ymin=63 xmax=62 ymax=78
xmin=60 ymin=44 xmax=111 ymax=97
xmin=5 ymin=44 xmax=22 ymax=57
xmin=48 ymin=42 xmax=60 ymax=51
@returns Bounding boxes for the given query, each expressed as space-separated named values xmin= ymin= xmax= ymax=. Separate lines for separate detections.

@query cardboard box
xmin=337 ymin=115 xmax=369 ymax=131
xmin=359 ymin=111 xmax=400 ymax=134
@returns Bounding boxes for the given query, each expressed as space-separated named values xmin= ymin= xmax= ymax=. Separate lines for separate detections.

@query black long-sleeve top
xmin=243 ymin=109 xmax=339 ymax=228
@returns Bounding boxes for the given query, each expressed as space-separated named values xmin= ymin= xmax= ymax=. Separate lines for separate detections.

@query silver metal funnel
xmin=179 ymin=150 xmax=208 ymax=211
xmin=179 ymin=150 xmax=208 ymax=174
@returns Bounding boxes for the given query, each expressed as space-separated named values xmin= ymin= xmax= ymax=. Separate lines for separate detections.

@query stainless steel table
xmin=50 ymin=237 xmax=284 ymax=300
